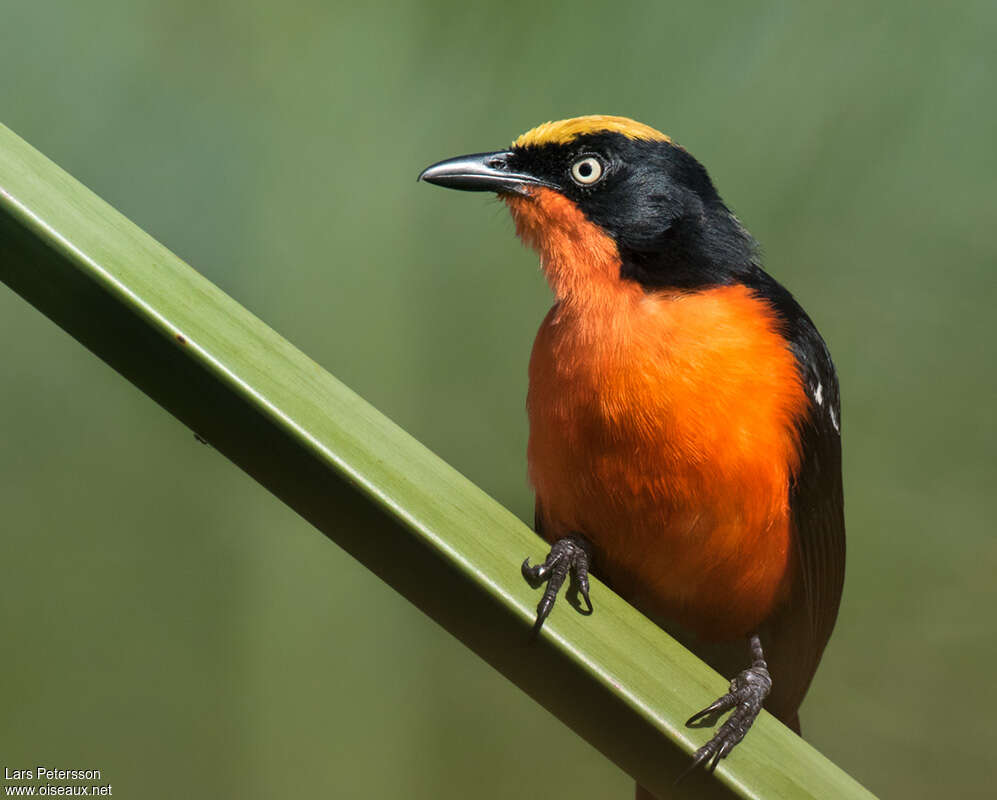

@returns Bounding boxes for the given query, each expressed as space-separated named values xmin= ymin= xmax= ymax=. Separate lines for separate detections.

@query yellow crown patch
xmin=513 ymin=115 xmax=671 ymax=148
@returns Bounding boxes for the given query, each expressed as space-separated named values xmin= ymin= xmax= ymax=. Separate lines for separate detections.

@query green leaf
xmin=0 ymin=123 xmax=876 ymax=799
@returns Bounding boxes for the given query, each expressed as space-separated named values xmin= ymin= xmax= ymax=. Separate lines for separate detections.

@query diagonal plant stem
xmin=0 ymin=123 xmax=876 ymax=800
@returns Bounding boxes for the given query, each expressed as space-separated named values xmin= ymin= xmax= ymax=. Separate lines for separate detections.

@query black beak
xmin=418 ymin=150 xmax=546 ymax=195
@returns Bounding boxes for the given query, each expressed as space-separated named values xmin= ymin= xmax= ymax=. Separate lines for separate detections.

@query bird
xmin=418 ymin=115 xmax=844 ymax=783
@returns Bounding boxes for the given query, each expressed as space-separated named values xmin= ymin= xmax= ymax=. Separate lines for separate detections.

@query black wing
xmin=746 ymin=268 xmax=846 ymax=689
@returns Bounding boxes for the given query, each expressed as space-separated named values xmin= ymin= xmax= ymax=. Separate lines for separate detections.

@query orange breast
xmin=527 ymin=284 xmax=809 ymax=639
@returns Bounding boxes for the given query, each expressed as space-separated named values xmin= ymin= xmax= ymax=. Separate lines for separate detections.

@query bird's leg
xmin=682 ymin=634 xmax=772 ymax=774
xmin=521 ymin=534 xmax=593 ymax=633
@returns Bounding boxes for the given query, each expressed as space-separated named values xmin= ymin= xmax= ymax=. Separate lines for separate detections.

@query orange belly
xmin=528 ymin=283 xmax=810 ymax=640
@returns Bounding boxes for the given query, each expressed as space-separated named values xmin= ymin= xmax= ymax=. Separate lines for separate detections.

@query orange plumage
xmin=508 ymin=189 xmax=810 ymax=640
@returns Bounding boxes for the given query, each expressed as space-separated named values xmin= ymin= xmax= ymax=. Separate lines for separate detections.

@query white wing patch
xmin=812 ymin=380 xmax=839 ymax=432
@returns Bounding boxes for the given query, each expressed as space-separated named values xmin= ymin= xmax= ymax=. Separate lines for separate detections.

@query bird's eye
xmin=570 ymin=156 xmax=604 ymax=186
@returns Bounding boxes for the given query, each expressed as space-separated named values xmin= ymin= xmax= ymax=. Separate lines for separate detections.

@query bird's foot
xmin=521 ymin=534 xmax=593 ymax=633
xmin=681 ymin=635 xmax=771 ymax=775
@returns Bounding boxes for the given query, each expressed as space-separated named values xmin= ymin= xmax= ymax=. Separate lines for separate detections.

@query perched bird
xmin=419 ymin=116 xmax=844 ymax=780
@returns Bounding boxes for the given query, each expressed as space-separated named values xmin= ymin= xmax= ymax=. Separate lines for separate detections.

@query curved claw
xmin=521 ymin=557 xmax=549 ymax=586
xmin=563 ymin=567 xmax=593 ymax=616
xmin=679 ymin=635 xmax=772 ymax=779
xmin=686 ymin=690 xmax=738 ymax=727
xmin=675 ymin=743 xmax=716 ymax=784
xmin=521 ymin=535 xmax=593 ymax=633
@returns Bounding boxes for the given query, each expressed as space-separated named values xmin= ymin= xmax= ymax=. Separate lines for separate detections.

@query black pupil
xmin=578 ymin=161 xmax=592 ymax=177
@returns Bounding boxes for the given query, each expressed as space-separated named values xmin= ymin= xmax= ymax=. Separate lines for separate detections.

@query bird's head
xmin=419 ymin=115 xmax=756 ymax=301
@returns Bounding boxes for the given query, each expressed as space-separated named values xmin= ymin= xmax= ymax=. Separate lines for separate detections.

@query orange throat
xmin=505 ymin=188 xmax=640 ymax=307
xmin=509 ymin=188 xmax=810 ymax=639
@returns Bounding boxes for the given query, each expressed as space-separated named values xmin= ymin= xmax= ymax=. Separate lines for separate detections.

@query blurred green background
xmin=1 ymin=1 xmax=994 ymax=797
